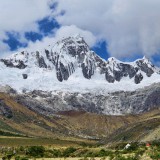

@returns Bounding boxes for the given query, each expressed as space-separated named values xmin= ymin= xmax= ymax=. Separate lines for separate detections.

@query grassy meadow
xmin=0 ymin=136 xmax=160 ymax=160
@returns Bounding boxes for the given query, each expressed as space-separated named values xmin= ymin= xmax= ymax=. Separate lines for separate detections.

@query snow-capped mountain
xmin=0 ymin=35 xmax=160 ymax=93
xmin=1 ymin=35 xmax=160 ymax=115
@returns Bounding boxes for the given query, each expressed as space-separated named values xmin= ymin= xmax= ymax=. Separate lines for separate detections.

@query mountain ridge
xmin=0 ymin=36 xmax=160 ymax=143
xmin=0 ymin=35 xmax=160 ymax=94
xmin=0 ymin=35 xmax=160 ymax=116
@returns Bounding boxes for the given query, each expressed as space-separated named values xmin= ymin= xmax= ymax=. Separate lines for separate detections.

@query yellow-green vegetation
xmin=0 ymin=138 xmax=78 ymax=147
xmin=0 ymin=136 xmax=99 ymax=148
xmin=0 ymin=141 xmax=159 ymax=160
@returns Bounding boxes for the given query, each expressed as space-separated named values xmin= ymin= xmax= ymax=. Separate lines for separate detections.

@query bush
xmin=75 ymin=149 xmax=89 ymax=157
xmin=15 ymin=156 xmax=20 ymax=160
xmin=113 ymin=155 xmax=139 ymax=160
xmin=114 ymin=143 xmax=128 ymax=150
xmin=125 ymin=143 xmax=139 ymax=152
xmin=150 ymin=151 xmax=160 ymax=160
xmin=19 ymin=146 xmax=25 ymax=152
xmin=151 ymin=140 xmax=160 ymax=147
xmin=96 ymin=149 xmax=113 ymax=157
xmin=85 ymin=151 xmax=95 ymax=157
xmin=62 ymin=147 xmax=77 ymax=157
xmin=26 ymin=146 xmax=45 ymax=158
xmin=15 ymin=156 xmax=31 ymax=160
xmin=135 ymin=149 xmax=145 ymax=156
xmin=46 ymin=149 xmax=61 ymax=157
xmin=20 ymin=157 xmax=29 ymax=160
xmin=2 ymin=154 xmax=14 ymax=160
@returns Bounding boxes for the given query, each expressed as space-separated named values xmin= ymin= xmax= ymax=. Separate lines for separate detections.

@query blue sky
xmin=3 ymin=17 xmax=59 ymax=51
xmin=1 ymin=0 xmax=160 ymax=64
xmin=3 ymin=17 xmax=109 ymax=60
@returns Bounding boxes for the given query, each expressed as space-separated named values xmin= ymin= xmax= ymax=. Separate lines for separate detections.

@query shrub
xmin=113 ymin=155 xmax=139 ymax=160
xmin=54 ymin=149 xmax=62 ymax=157
xmin=85 ymin=151 xmax=95 ymax=157
xmin=15 ymin=156 xmax=20 ymax=160
xmin=125 ymin=143 xmax=139 ymax=152
xmin=62 ymin=147 xmax=77 ymax=157
xmin=97 ymin=149 xmax=113 ymax=157
xmin=26 ymin=146 xmax=45 ymax=158
xmin=151 ymin=140 xmax=160 ymax=147
xmin=135 ymin=149 xmax=145 ymax=156
xmin=19 ymin=146 xmax=24 ymax=152
xmin=15 ymin=156 xmax=29 ymax=160
xmin=150 ymin=151 xmax=160 ymax=160
xmin=20 ymin=157 xmax=29 ymax=160
xmin=2 ymin=154 xmax=14 ymax=160
xmin=75 ymin=149 xmax=89 ymax=157
xmin=114 ymin=143 xmax=127 ymax=149
xmin=48 ymin=149 xmax=61 ymax=157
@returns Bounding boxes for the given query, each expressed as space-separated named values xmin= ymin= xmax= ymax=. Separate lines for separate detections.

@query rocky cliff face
xmin=0 ymin=98 xmax=13 ymax=118
xmin=105 ymin=57 xmax=156 ymax=84
xmin=10 ymin=82 xmax=160 ymax=116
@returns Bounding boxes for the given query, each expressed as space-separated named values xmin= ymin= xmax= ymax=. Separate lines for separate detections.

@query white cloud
xmin=13 ymin=25 xmax=96 ymax=53
xmin=1 ymin=0 xmax=160 ymax=61
xmin=0 ymin=41 xmax=10 ymax=54
xmin=0 ymin=0 xmax=54 ymax=52
xmin=0 ymin=0 xmax=53 ymax=32
xmin=55 ymin=0 xmax=160 ymax=59
xmin=55 ymin=25 xmax=96 ymax=46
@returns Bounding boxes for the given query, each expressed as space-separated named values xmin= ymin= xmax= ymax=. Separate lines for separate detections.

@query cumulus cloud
xmin=55 ymin=0 xmax=160 ymax=59
xmin=0 ymin=41 xmax=10 ymax=54
xmin=55 ymin=25 xmax=96 ymax=46
xmin=13 ymin=25 xmax=96 ymax=54
xmin=0 ymin=0 xmax=54 ymax=52
xmin=1 ymin=0 xmax=160 ymax=61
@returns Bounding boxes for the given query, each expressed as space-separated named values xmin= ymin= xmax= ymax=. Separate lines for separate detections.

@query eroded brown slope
xmin=0 ymin=92 xmax=69 ymax=138
xmin=105 ymin=109 xmax=160 ymax=143
xmin=0 ymin=92 xmax=160 ymax=143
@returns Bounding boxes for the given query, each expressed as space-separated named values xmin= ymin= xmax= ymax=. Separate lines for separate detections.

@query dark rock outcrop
xmin=134 ymin=73 xmax=143 ymax=84
xmin=105 ymin=71 xmax=115 ymax=83
xmin=0 ymin=99 xmax=13 ymax=118
xmin=136 ymin=59 xmax=154 ymax=77
xmin=36 ymin=52 xmax=47 ymax=68
xmin=22 ymin=74 xmax=28 ymax=79
xmin=1 ymin=59 xmax=27 ymax=69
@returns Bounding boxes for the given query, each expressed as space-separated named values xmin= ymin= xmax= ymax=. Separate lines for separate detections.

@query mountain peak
xmin=107 ymin=57 xmax=122 ymax=63
xmin=73 ymin=34 xmax=84 ymax=40
xmin=58 ymin=35 xmax=86 ymax=45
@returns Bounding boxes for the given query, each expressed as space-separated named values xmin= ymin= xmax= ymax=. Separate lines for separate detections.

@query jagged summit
xmin=0 ymin=36 xmax=160 ymax=93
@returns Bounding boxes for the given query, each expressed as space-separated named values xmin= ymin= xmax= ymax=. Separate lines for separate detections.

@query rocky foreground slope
xmin=5 ymin=82 xmax=159 ymax=115
xmin=0 ymin=91 xmax=160 ymax=142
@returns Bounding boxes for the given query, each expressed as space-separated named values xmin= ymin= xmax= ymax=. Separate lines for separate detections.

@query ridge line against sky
xmin=0 ymin=0 xmax=160 ymax=65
